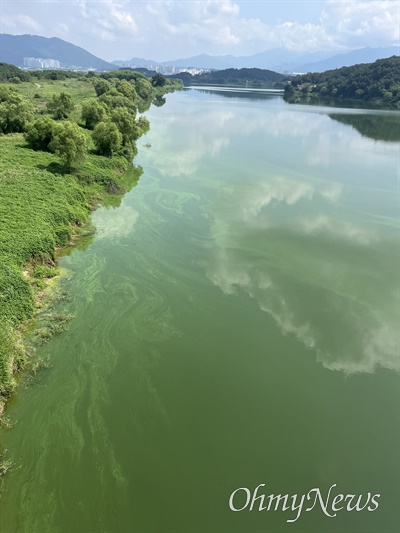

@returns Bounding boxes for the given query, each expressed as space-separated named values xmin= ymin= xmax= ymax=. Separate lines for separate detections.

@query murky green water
xmin=1 ymin=89 xmax=399 ymax=532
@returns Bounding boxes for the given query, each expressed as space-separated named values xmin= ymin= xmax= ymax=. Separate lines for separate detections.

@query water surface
xmin=0 ymin=88 xmax=399 ymax=533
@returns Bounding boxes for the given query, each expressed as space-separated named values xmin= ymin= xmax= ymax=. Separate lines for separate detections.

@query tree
xmin=137 ymin=116 xmax=150 ymax=135
xmin=0 ymin=86 xmax=34 ymax=133
xmin=111 ymin=107 xmax=139 ymax=145
xmin=81 ymin=99 xmax=107 ymax=129
xmin=92 ymin=122 xmax=122 ymax=157
xmin=47 ymin=92 xmax=74 ymax=119
xmin=93 ymin=78 xmax=111 ymax=97
xmin=99 ymin=91 xmax=137 ymax=113
xmin=116 ymin=81 xmax=136 ymax=100
xmin=151 ymin=73 xmax=166 ymax=87
xmin=25 ymin=116 xmax=54 ymax=151
xmin=135 ymin=78 xmax=154 ymax=99
xmin=49 ymin=121 xmax=88 ymax=169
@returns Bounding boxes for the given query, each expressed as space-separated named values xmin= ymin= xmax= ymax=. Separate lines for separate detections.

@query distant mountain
xmin=0 ymin=34 xmax=115 ymax=70
xmin=115 ymin=46 xmax=400 ymax=73
xmin=297 ymin=46 xmax=400 ymax=73
xmin=160 ymin=54 xmax=238 ymax=69
xmin=226 ymin=49 xmax=333 ymax=71
xmin=113 ymin=57 xmax=162 ymax=68
xmin=115 ymin=50 xmax=332 ymax=71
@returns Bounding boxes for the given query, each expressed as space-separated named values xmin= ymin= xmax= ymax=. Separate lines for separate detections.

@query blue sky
xmin=1 ymin=1 xmax=399 ymax=61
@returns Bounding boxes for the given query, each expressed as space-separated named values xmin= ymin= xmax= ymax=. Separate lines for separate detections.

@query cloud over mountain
xmin=1 ymin=1 xmax=398 ymax=61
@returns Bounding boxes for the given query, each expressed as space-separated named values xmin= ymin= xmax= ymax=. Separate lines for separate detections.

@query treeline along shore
xmin=0 ymin=63 xmax=182 ymax=421
xmin=164 ymin=56 xmax=400 ymax=107
xmin=284 ymin=56 xmax=400 ymax=108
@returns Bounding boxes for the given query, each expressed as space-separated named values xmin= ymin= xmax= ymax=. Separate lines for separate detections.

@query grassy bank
xmin=0 ymin=134 xmax=134 ymax=410
xmin=0 ymin=69 xmax=182 ymax=416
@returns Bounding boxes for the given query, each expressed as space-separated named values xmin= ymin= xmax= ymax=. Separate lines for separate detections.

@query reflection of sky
xmin=145 ymin=93 xmax=398 ymax=187
xmin=143 ymin=92 xmax=399 ymax=375
xmin=206 ymin=237 xmax=399 ymax=375
xmin=92 ymin=204 xmax=139 ymax=240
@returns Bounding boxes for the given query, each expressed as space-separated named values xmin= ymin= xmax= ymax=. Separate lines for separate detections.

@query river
xmin=0 ymin=88 xmax=399 ymax=532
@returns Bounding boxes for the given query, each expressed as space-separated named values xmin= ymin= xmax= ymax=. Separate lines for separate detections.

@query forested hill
xmin=0 ymin=63 xmax=30 ymax=82
xmin=171 ymin=68 xmax=286 ymax=88
xmin=284 ymin=56 xmax=400 ymax=107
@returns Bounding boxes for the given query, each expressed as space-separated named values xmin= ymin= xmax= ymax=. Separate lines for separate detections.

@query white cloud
xmin=322 ymin=0 xmax=400 ymax=45
xmin=2 ymin=14 xmax=42 ymax=32
xmin=56 ymin=23 xmax=69 ymax=35
xmin=1 ymin=0 xmax=399 ymax=61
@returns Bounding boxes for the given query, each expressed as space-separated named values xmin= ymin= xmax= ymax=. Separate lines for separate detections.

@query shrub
xmin=25 ymin=116 xmax=55 ymax=151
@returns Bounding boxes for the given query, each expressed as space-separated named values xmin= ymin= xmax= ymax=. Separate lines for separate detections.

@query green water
xmin=1 ymin=89 xmax=399 ymax=532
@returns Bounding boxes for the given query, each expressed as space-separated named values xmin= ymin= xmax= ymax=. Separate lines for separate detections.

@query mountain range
xmin=114 ymin=46 xmax=399 ymax=73
xmin=0 ymin=34 xmax=115 ymax=70
xmin=0 ymin=33 xmax=398 ymax=74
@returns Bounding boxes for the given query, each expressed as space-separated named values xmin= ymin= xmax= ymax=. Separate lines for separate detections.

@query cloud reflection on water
xmin=92 ymin=204 xmax=139 ymax=240
xmin=146 ymin=94 xmax=399 ymax=375
xmin=205 ymin=178 xmax=398 ymax=375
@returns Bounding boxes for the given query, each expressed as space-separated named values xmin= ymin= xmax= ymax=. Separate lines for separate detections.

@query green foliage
xmin=0 ymin=163 xmax=88 ymax=335
xmin=46 ymin=92 xmax=74 ymax=119
xmin=136 ymin=78 xmax=155 ymax=99
xmin=25 ymin=116 xmax=55 ymax=151
xmin=81 ymin=98 xmax=107 ymax=129
xmin=151 ymin=73 xmax=167 ymax=87
xmin=171 ymin=68 xmax=284 ymax=88
xmin=0 ymin=262 xmax=34 ymax=325
xmin=92 ymin=121 xmax=122 ymax=157
xmin=0 ymin=86 xmax=34 ymax=133
xmin=93 ymin=78 xmax=112 ymax=97
xmin=32 ymin=266 xmax=59 ymax=279
xmin=100 ymin=70 xmax=148 ymax=82
xmin=284 ymin=56 xmax=400 ymax=108
xmin=50 ymin=121 xmax=88 ymax=169
xmin=0 ymin=320 xmax=26 ymax=397
xmin=99 ymin=90 xmax=137 ymax=113
xmin=111 ymin=106 xmax=138 ymax=145
xmin=0 ymin=166 xmax=88 ymax=268
xmin=0 ymin=62 xmax=30 ymax=82
xmin=137 ymin=116 xmax=150 ymax=135
xmin=30 ymin=70 xmax=87 ymax=81
xmin=116 ymin=80 xmax=136 ymax=99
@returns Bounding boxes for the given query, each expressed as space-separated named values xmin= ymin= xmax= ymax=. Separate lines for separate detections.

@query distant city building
xmin=23 ymin=57 xmax=61 ymax=69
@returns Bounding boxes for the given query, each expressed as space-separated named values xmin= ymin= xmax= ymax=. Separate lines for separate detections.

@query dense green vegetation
xmin=0 ymin=62 xmax=31 ymax=82
xmin=284 ymin=56 xmax=400 ymax=108
xmin=0 ymin=63 xmax=182 ymax=411
xmin=171 ymin=67 xmax=286 ymax=88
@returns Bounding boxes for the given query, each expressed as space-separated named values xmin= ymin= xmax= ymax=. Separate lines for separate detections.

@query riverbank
xmin=0 ymin=134 xmax=137 ymax=411
xmin=0 ymin=71 xmax=182 ymax=418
